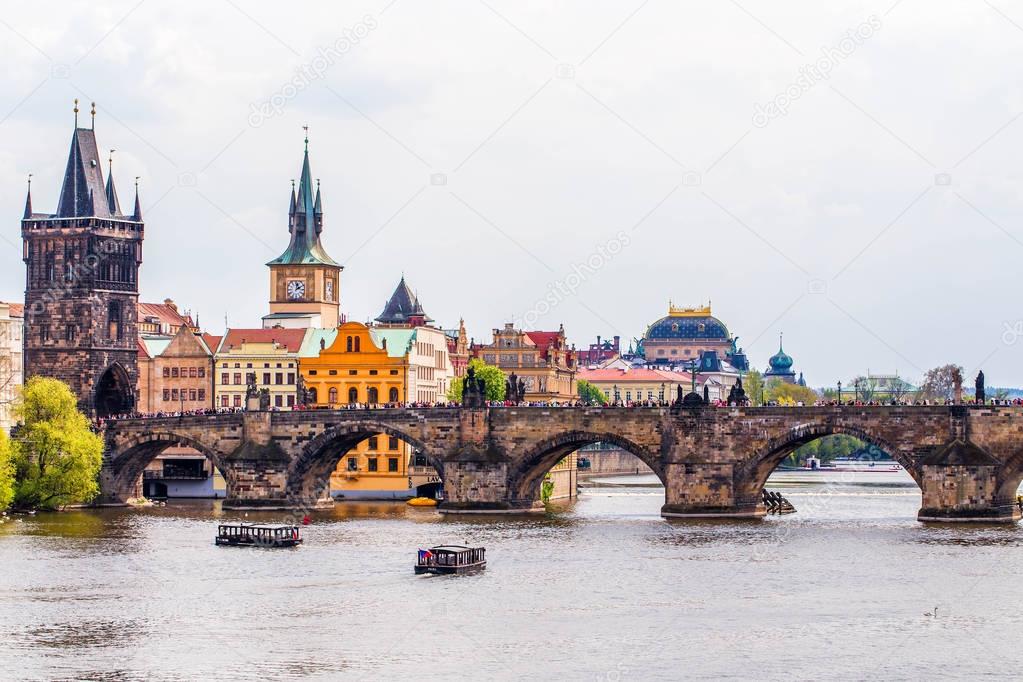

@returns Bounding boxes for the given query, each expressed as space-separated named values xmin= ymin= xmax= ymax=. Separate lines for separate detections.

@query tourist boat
xmin=414 ymin=545 xmax=486 ymax=574
xmin=406 ymin=497 xmax=438 ymax=507
xmin=215 ymin=523 xmax=303 ymax=548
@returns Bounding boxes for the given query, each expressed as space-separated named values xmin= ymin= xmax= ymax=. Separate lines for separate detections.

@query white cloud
xmin=3 ymin=0 xmax=1023 ymax=385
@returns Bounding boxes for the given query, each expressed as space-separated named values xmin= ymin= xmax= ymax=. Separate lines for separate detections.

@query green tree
xmin=920 ymin=364 xmax=963 ymax=401
xmin=0 ymin=431 xmax=14 ymax=511
xmin=765 ymin=379 xmax=818 ymax=405
xmin=744 ymin=370 xmax=765 ymax=406
xmin=12 ymin=377 xmax=104 ymax=510
xmin=446 ymin=359 xmax=507 ymax=402
xmin=576 ymin=379 xmax=608 ymax=405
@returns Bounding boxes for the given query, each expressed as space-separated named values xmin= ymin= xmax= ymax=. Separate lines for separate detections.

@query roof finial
xmin=108 ymin=149 xmax=115 ymax=174
xmin=303 ymin=125 xmax=309 ymax=151
xmin=73 ymin=99 xmax=79 ymax=127
xmin=91 ymin=102 xmax=96 ymax=129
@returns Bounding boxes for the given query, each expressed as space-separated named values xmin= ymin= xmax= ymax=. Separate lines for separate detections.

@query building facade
xmin=299 ymin=322 xmax=425 ymax=498
xmin=473 ymin=323 xmax=577 ymax=401
xmin=0 ymin=303 xmax=24 ymax=432
xmin=22 ymin=106 xmax=143 ymax=416
xmin=264 ymin=135 xmax=342 ymax=329
xmin=137 ymin=324 xmax=215 ymax=414
xmin=577 ymin=366 xmax=693 ymax=404
xmin=445 ymin=319 xmax=470 ymax=379
xmin=214 ymin=328 xmax=306 ymax=409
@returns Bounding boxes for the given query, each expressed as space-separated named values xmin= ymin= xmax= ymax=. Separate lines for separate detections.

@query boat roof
xmin=428 ymin=545 xmax=481 ymax=552
xmin=218 ymin=523 xmax=298 ymax=530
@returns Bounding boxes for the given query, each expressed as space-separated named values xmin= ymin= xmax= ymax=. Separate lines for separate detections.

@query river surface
xmin=2 ymin=470 xmax=1023 ymax=681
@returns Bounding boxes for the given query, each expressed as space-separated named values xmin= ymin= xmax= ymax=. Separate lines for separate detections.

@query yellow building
xmin=300 ymin=322 xmax=428 ymax=499
xmin=213 ymin=328 xmax=307 ymax=409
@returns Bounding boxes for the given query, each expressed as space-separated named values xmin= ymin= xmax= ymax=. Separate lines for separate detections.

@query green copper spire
xmin=267 ymin=130 xmax=339 ymax=267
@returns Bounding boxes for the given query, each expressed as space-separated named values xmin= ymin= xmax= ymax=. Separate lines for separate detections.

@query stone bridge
xmin=101 ymin=405 xmax=1023 ymax=523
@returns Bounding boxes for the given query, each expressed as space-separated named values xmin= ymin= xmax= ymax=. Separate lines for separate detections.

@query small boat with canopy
xmin=414 ymin=545 xmax=486 ymax=574
xmin=215 ymin=523 xmax=303 ymax=548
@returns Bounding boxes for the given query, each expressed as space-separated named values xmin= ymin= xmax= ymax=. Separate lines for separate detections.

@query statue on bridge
xmin=727 ymin=377 xmax=747 ymax=406
xmin=462 ymin=365 xmax=488 ymax=408
xmin=505 ymin=372 xmax=526 ymax=404
xmin=296 ymin=374 xmax=312 ymax=407
xmin=976 ymin=370 xmax=985 ymax=404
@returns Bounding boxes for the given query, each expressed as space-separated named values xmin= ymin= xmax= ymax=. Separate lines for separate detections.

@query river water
xmin=2 ymin=470 xmax=1022 ymax=681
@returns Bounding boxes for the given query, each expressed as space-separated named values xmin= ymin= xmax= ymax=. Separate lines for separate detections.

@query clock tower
xmin=264 ymin=132 xmax=342 ymax=329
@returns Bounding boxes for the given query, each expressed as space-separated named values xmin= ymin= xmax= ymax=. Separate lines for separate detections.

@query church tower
xmin=22 ymin=101 xmax=144 ymax=416
xmin=264 ymin=132 xmax=342 ymax=329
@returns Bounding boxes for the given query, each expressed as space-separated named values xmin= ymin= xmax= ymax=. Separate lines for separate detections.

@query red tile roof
xmin=219 ymin=328 xmax=306 ymax=353
xmin=523 ymin=331 xmax=561 ymax=352
xmin=202 ymin=334 xmax=222 ymax=353
xmin=138 ymin=301 xmax=194 ymax=330
xmin=7 ymin=303 xmax=23 ymax=318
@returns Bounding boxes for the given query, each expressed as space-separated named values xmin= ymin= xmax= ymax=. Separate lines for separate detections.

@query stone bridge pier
xmin=101 ymin=405 xmax=1023 ymax=523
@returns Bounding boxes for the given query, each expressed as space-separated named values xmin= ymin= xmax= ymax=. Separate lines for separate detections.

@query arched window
xmin=348 ymin=387 xmax=358 ymax=404
xmin=346 ymin=336 xmax=353 ymax=352
xmin=328 ymin=387 xmax=337 ymax=405
xmin=107 ymin=301 xmax=121 ymax=341
xmin=367 ymin=387 xmax=378 ymax=404
xmin=388 ymin=387 xmax=399 ymax=403
xmin=308 ymin=387 xmax=318 ymax=404
xmin=354 ymin=336 xmax=361 ymax=352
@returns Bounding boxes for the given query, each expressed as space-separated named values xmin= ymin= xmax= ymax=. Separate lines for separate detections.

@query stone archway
xmin=734 ymin=422 xmax=919 ymax=503
xmin=285 ymin=421 xmax=442 ymax=503
xmin=105 ymin=432 xmax=230 ymax=503
xmin=95 ymin=363 xmax=134 ymax=418
xmin=507 ymin=430 xmax=664 ymax=504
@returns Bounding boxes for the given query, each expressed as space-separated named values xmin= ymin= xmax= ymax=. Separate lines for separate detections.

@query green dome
xmin=767 ymin=335 xmax=794 ymax=373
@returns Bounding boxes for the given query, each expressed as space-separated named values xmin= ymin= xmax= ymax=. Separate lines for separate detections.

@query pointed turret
xmin=266 ymin=131 xmax=339 ymax=267
xmin=288 ymin=180 xmax=296 ymax=219
xmin=376 ymin=276 xmax=433 ymax=326
xmin=314 ymin=179 xmax=322 ymax=216
xmin=23 ymin=175 xmax=32 ymax=219
xmin=132 ymin=179 xmax=143 ymax=221
xmin=56 ymin=100 xmax=108 ymax=218
xmin=105 ymin=151 xmax=121 ymax=215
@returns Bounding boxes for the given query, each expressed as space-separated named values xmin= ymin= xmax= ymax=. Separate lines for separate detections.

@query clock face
xmin=287 ymin=280 xmax=305 ymax=300
xmin=325 ymin=280 xmax=334 ymax=302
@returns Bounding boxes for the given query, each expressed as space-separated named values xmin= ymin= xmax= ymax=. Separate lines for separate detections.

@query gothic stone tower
xmin=21 ymin=103 xmax=143 ymax=416
xmin=265 ymin=133 xmax=342 ymax=329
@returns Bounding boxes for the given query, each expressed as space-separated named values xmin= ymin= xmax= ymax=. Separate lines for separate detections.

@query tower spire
xmin=23 ymin=174 xmax=32 ymax=219
xmin=105 ymin=149 xmax=121 ymax=215
xmin=133 ymin=177 xmax=142 ymax=221
xmin=288 ymin=179 xmax=296 ymax=218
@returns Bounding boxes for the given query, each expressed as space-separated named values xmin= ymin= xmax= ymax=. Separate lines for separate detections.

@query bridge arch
xmin=507 ymin=430 xmax=664 ymax=503
xmin=107 ymin=431 xmax=230 ymax=500
xmin=735 ymin=422 xmax=920 ymax=501
xmin=286 ymin=421 xmax=443 ymax=502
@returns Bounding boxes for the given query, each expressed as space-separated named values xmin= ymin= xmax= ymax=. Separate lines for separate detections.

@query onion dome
xmin=767 ymin=335 xmax=794 ymax=372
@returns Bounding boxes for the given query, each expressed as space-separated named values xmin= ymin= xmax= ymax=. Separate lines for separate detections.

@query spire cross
xmin=303 ymin=125 xmax=309 ymax=150
xmin=91 ymin=102 xmax=96 ymax=129
xmin=73 ymin=99 xmax=79 ymax=126
xmin=27 ymin=173 xmax=32 ymax=190
xmin=108 ymin=149 xmax=115 ymax=174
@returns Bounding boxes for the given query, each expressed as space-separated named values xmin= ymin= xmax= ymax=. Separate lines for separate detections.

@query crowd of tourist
xmin=98 ymin=395 xmax=1023 ymax=423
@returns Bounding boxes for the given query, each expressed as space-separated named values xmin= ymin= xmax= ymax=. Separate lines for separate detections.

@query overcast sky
xmin=2 ymin=0 xmax=1023 ymax=386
